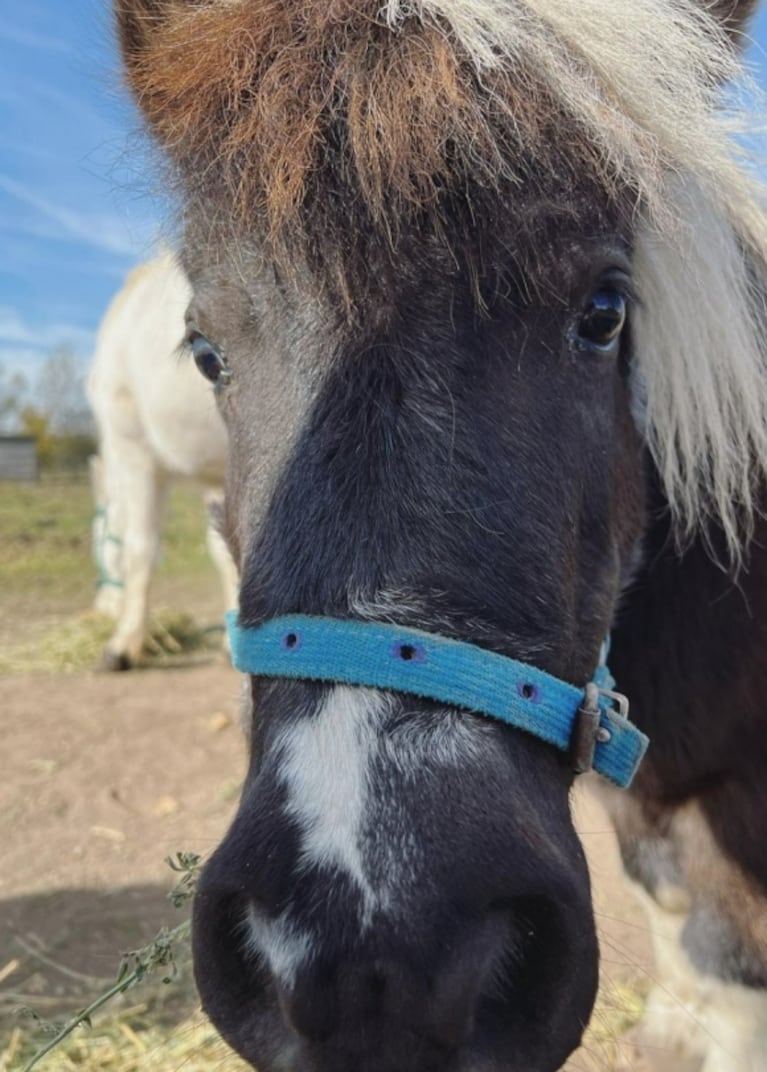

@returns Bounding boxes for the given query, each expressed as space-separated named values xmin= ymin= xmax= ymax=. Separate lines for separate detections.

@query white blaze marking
xmin=277 ymin=686 xmax=388 ymax=921
xmin=253 ymin=681 xmax=496 ymax=975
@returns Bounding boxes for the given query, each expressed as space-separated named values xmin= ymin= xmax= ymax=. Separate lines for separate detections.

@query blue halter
xmin=93 ymin=508 xmax=124 ymax=591
xmin=225 ymin=613 xmax=648 ymax=789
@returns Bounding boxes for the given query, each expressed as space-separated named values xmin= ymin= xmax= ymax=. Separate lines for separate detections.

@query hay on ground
xmin=0 ymin=610 xmax=223 ymax=675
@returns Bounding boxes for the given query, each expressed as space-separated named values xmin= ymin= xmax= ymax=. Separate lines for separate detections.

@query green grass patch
xmin=0 ymin=475 xmax=224 ymax=672
xmin=0 ymin=479 xmax=95 ymax=601
xmin=0 ymin=476 xmax=215 ymax=598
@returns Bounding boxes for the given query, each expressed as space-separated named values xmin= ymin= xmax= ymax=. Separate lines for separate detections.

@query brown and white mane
xmin=122 ymin=0 xmax=767 ymax=549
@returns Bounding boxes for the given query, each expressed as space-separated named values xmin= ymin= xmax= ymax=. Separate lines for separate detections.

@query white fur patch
xmin=245 ymin=904 xmax=315 ymax=988
xmin=276 ymin=686 xmax=388 ymax=922
xmin=272 ymin=684 xmax=494 ymax=925
xmin=383 ymin=708 xmax=494 ymax=776
xmin=631 ymin=882 xmax=767 ymax=1071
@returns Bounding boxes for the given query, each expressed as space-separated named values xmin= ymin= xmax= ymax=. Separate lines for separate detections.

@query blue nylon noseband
xmin=226 ymin=614 xmax=648 ymax=788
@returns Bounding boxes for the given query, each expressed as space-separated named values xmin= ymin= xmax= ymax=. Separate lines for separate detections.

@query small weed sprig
xmin=20 ymin=853 xmax=203 ymax=1072
xmin=166 ymin=851 xmax=202 ymax=909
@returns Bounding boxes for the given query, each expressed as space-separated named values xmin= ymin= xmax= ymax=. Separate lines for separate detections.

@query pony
xmin=114 ymin=0 xmax=767 ymax=1069
xmin=86 ymin=252 xmax=237 ymax=670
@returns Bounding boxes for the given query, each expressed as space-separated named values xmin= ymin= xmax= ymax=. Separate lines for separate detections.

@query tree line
xmin=0 ymin=345 xmax=96 ymax=470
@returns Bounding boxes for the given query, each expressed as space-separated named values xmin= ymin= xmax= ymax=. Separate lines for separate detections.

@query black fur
xmin=184 ymin=181 xmax=647 ymax=1071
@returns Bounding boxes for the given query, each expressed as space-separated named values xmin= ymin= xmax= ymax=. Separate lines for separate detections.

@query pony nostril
xmin=478 ymin=893 xmax=597 ymax=1052
xmin=279 ymin=960 xmax=341 ymax=1042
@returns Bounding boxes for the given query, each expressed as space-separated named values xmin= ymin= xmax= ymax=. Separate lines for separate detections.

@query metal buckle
xmin=571 ymin=682 xmax=630 ymax=775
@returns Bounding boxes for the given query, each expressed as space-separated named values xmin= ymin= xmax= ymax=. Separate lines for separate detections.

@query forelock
xmin=123 ymin=0 xmax=767 ymax=552
xmin=123 ymin=0 xmax=757 ymax=240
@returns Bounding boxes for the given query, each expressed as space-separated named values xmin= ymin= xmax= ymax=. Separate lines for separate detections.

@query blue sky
xmin=0 ymin=1 xmax=160 ymax=389
xmin=3 ymin=3 xmax=767 ymax=394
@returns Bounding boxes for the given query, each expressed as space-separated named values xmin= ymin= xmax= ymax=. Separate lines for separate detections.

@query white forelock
xmin=383 ymin=0 xmax=767 ymax=553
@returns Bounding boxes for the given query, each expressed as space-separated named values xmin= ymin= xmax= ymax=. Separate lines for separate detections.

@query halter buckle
xmin=571 ymin=682 xmax=630 ymax=775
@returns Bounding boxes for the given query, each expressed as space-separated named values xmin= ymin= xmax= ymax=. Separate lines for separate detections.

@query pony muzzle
xmin=192 ymin=877 xmax=598 ymax=1072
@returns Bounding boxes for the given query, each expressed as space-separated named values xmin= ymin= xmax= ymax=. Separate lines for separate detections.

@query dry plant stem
xmin=14 ymin=934 xmax=112 ymax=987
xmin=18 ymin=855 xmax=201 ymax=1070
xmin=21 ymin=918 xmax=191 ymax=1072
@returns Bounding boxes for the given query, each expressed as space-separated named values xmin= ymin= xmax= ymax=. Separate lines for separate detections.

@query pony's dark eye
xmin=191 ymin=334 xmax=230 ymax=386
xmin=577 ymin=288 xmax=627 ymax=351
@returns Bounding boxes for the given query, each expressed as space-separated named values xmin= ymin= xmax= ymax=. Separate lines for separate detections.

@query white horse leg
xmin=93 ymin=529 xmax=125 ymax=618
xmin=624 ymin=818 xmax=767 ymax=1071
xmin=100 ymin=448 xmax=169 ymax=670
xmin=204 ymin=489 xmax=239 ymax=620
xmin=629 ymin=883 xmax=709 ymax=1061
xmin=635 ymin=888 xmax=767 ymax=1072
xmin=89 ymin=454 xmax=125 ymax=619
xmin=698 ymin=984 xmax=767 ymax=1072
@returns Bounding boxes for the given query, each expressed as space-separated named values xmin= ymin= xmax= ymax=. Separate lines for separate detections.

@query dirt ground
xmin=0 ymin=657 xmax=706 ymax=1071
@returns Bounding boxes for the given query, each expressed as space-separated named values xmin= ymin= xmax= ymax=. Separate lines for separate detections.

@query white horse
xmin=86 ymin=252 xmax=237 ymax=670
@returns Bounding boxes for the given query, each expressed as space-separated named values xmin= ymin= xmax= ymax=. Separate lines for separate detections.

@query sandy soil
xmin=1 ymin=663 xmax=698 ymax=1071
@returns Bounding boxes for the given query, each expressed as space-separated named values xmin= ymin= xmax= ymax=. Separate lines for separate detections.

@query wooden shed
xmin=0 ymin=436 xmax=39 ymax=482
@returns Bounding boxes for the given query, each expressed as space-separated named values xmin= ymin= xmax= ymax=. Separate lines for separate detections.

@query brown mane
xmin=118 ymin=1 xmax=643 ymax=243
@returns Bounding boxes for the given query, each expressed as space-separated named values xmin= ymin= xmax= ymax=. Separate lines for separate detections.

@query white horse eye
xmin=191 ymin=334 xmax=231 ymax=386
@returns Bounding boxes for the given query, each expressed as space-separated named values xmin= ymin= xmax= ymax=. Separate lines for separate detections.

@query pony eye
xmin=577 ymin=288 xmax=627 ymax=351
xmin=191 ymin=334 xmax=230 ymax=385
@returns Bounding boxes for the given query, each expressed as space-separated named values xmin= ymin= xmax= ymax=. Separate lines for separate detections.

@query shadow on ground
xmin=0 ymin=883 xmax=193 ymax=1029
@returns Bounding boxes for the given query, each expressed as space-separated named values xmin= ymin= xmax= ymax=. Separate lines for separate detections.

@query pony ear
xmin=704 ymin=0 xmax=759 ymax=45
xmin=114 ymin=0 xmax=194 ymax=95
xmin=115 ymin=0 xmax=164 ymax=89
xmin=115 ymin=0 xmax=160 ymax=64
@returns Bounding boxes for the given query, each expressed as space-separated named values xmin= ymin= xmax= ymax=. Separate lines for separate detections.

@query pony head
xmin=116 ymin=1 xmax=767 ymax=1068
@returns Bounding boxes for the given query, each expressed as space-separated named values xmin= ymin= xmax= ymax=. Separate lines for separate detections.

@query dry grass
xmin=575 ymin=979 xmax=647 ymax=1070
xmin=2 ymin=950 xmax=646 ymax=1072
xmin=0 ymin=608 xmax=222 ymax=675
xmin=1 ymin=971 xmax=251 ymax=1072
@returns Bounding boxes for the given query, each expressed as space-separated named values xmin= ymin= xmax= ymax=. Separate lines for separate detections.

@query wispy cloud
xmin=0 ymin=306 xmax=95 ymax=354
xmin=0 ymin=136 xmax=59 ymax=163
xmin=0 ymin=24 xmax=71 ymax=54
xmin=0 ymin=175 xmax=155 ymax=257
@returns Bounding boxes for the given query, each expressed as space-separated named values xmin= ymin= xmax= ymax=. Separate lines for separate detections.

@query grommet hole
xmin=518 ymin=681 xmax=540 ymax=702
xmin=391 ymin=641 xmax=427 ymax=663
xmin=282 ymin=632 xmax=300 ymax=650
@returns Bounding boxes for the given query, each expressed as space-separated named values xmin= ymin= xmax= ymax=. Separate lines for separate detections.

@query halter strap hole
xmin=283 ymin=632 xmax=300 ymax=650
xmin=519 ymin=682 xmax=539 ymax=701
xmin=391 ymin=641 xmax=427 ymax=663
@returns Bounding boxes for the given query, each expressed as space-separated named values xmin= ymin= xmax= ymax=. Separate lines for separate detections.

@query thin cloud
xmin=0 ymin=306 xmax=95 ymax=354
xmin=0 ymin=175 xmax=155 ymax=257
xmin=0 ymin=25 xmax=72 ymax=54
xmin=0 ymin=136 xmax=59 ymax=163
